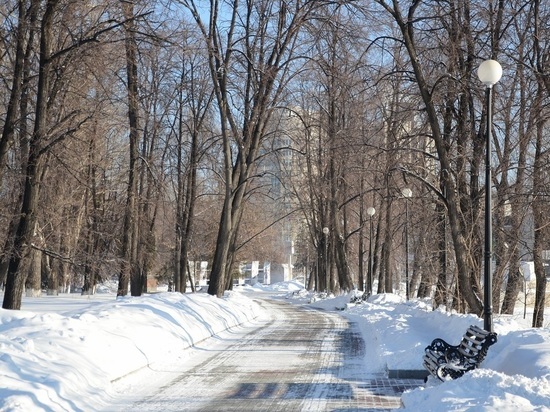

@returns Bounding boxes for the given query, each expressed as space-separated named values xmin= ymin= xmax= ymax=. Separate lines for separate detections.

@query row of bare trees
xmin=286 ymin=0 xmax=550 ymax=328
xmin=0 ymin=1 xmax=549 ymax=327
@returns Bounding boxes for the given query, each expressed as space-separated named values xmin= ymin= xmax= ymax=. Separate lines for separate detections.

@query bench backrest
xmin=458 ymin=325 xmax=497 ymax=359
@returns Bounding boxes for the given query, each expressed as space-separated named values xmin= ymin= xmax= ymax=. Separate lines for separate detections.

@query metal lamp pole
xmin=477 ymin=59 xmax=502 ymax=333
xmin=367 ymin=207 xmax=376 ymax=296
xmin=322 ymin=227 xmax=329 ymax=290
xmin=402 ymin=188 xmax=412 ymax=300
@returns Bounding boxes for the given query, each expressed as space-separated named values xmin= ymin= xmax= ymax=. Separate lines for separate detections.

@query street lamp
xmin=477 ymin=59 xmax=502 ymax=333
xmin=366 ymin=207 xmax=376 ymax=296
xmin=402 ymin=188 xmax=412 ymax=300
xmin=289 ymin=240 xmax=294 ymax=280
xmin=322 ymin=227 xmax=329 ymax=289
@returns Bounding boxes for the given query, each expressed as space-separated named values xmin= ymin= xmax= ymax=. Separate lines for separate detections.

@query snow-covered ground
xmin=1 ymin=281 xmax=549 ymax=411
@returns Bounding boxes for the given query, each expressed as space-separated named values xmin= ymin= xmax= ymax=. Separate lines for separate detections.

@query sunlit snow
xmin=1 ymin=282 xmax=549 ymax=411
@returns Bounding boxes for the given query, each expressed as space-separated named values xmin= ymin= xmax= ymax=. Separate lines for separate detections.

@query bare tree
xmin=2 ymin=0 xmax=134 ymax=308
xmin=0 ymin=1 xmax=37 ymax=189
xmin=0 ymin=0 xmax=40 ymax=289
xmin=172 ymin=32 xmax=215 ymax=293
xmin=498 ymin=5 xmax=538 ymax=314
xmin=3 ymin=0 xmax=62 ymax=309
xmin=176 ymin=0 xmax=326 ymax=297
xmin=117 ymin=0 xmax=142 ymax=297
xmin=530 ymin=0 xmax=550 ymax=327
xmin=369 ymin=0 xmax=503 ymax=315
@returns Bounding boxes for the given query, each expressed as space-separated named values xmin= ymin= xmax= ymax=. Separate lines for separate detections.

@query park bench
xmin=423 ymin=325 xmax=497 ymax=381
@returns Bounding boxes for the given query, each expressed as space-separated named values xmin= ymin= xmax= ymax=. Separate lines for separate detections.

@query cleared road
xmin=108 ymin=297 xmax=421 ymax=411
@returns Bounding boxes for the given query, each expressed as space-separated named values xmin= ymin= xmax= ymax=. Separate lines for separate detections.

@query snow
xmin=1 ymin=282 xmax=549 ymax=411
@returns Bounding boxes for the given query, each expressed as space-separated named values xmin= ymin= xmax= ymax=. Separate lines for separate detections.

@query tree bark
xmin=532 ymin=99 xmax=547 ymax=328
xmin=0 ymin=0 xmax=28 ymax=187
xmin=0 ymin=1 xmax=39 ymax=290
xmin=118 ymin=0 xmax=140 ymax=297
xmin=382 ymin=197 xmax=393 ymax=293
xmin=358 ymin=189 xmax=365 ymax=291
xmin=2 ymin=0 xmax=59 ymax=310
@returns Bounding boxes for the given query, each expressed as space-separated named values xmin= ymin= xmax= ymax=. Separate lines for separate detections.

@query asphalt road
xmin=108 ymin=297 xmax=422 ymax=411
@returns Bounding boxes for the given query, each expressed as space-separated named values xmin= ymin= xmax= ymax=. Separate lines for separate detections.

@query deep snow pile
xmin=0 ymin=291 xmax=263 ymax=411
xmin=0 ymin=282 xmax=549 ymax=411
xmin=302 ymin=291 xmax=550 ymax=411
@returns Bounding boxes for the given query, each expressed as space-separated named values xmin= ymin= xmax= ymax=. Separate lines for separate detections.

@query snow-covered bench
xmin=423 ymin=325 xmax=497 ymax=381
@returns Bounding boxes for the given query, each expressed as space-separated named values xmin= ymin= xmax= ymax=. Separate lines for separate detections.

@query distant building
xmin=270 ymin=262 xmax=290 ymax=284
xmin=240 ymin=261 xmax=271 ymax=285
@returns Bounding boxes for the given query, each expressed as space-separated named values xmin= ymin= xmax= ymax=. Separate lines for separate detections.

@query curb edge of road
xmin=387 ymin=369 xmax=429 ymax=380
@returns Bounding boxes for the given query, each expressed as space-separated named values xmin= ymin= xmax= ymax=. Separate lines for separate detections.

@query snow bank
xmin=402 ymin=370 xmax=550 ymax=411
xmin=0 ymin=291 xmax=264 ymax=411
xmin=2 ymin=283 xmax=550 ymax=411
xmin=329 ymin=293 xmax=550 ymax=411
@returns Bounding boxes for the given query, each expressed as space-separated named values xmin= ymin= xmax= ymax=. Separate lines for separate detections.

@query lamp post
xmin=322 ymin=227 xmax=329 ymax=290
xmin=289 ymin=240 xmax=294 ymax=280
xmin=477 ymin=59 xmax=502 ymax=333
xmin=367 ymin=207 xmax=376 ymax=296
xmin=402 ymin=188 xmax=412 ymax=300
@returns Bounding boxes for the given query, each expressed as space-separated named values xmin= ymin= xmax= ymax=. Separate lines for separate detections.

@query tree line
xmin=0 ymin=1 xmax=548 ymax=328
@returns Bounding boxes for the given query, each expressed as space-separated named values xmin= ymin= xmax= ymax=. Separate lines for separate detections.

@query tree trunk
xmin=118 ymin=0 xmax=140 ymax=297
xmin=358 ymin=213 xmax=365 ymax=291
xmin=1 ymin=1 xmax=40 ymax=291
xmin=433 ymin=193 xmax=448 ymax=306
xmin=378 ymin=242 xmax=387 ymax=294
xmin=529 ymin=0 xmax=547 ymax=328
xmin=2 ymin=0 xmax=58 ymax=310
xmin=178 ymin=124 xmax=199 ymax=293
xmin=44 ymin=253 xmax=57 ymax=296
xmin=409 ymin=235 xmax=422 ymax=298
xmin=0 ymin=0 xmax=39 ymax=292
xmin=208 ymin=200 xmax=233 ymax=297
xmin=25 ymin=237 xmax=42 ymax=297
xmin=320 ymin=233 xmax=328 ymax=292
xmin=0 ymin=0 xmax=27 ymax=187
xmin=82 ymin=134 xmax=100 ymax=295
xmin=532 ymin=201 xmax=546 ymax=327
xmin=175 ymin=105 xmax=185 ymax=293
xmin=372 ymin=214 xmax=381 ymax=293
xmin=531 ymin=102 xmax=547 ymax=328
xmin=383 ymin=196 xmax=393 ymax=293
xmin=500 ymin=253 xmax=521 ymax=314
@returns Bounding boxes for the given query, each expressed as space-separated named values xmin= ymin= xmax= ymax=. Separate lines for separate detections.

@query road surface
xmin=107 ymin=296 xmax=422 ymax=411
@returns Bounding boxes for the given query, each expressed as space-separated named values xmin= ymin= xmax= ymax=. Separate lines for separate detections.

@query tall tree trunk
xmin=118 ymin=0 xmax=140 ymax=297
xmin=358 ymin=182 xmax=365 ymax=291
xmin=434 ymin=187 xmax=448 ymax=306
xmin=532 ymin=105 xmax=547 ymax=328
xmin=372 ymin=212 xmax=381 ymax=293
xmin=0 ymin=0 xmax=28 ymax=187
xmin=44 ymin=252 xmax=56 ymax=296
xmin=382 ymin=192 xmax=393 ymax=293
xmin=178 ymin=121 xmax=201 ymax=293
xmin=2 ymin=0 xmax=58 ymax=310
xmin=82 ymin=132 xmax=100 ymax=295
xmin=208 ymin=198 xmax=234 ymax=296
xmin=329 ymin=137 xmax=353 ymax=292
xmin=175 ymin=98 xmax=185 ymax=293
xmin=0 ymin=1 xmax=39 ymax=288
xmin=25 ymin=234 xmax=42 ymax=297
xmin=529 ymin=0 xmax=548 ymax=328
xmin=501 ymin=249 xmax=521 ymax=314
